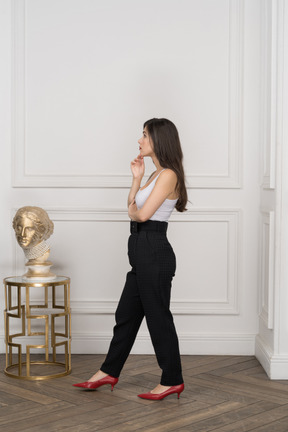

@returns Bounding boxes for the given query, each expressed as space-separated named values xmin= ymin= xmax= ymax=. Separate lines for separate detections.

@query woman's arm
xmin=127 ymin=155 xmax=145 ymax=207
xmin=128 ymin=169 xmax=177 ymax=222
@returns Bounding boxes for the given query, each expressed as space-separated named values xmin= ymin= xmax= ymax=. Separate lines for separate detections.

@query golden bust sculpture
xmin=13 ymin=206 xmax=56 ymax=280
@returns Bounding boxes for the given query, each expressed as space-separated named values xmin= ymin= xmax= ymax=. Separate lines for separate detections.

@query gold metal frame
xmin=3 ymin=276 xmax=71 ymax=380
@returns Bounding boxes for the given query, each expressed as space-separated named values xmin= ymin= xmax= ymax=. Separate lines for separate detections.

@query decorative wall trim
xmin=12 ymin=0 xmax=243 ymax=189
xmin=255 ymin=335 xmax=288 ymax=379
xmin=255 ymin=335 xmax=274 ymax=378
xmin=14 ymin=207 xmax=241 ymax=315
xmin=69 ymin=331 xmax=256 ymax=355
xmin=260 ymin=0 xmax=278 ymax=189
xmin=52 ymin=207 xmax=241 ymax=315
xmin=259 ymin=210 xmax=275 ymax=329
xmin=0 ymin=331 xmax=255 ymax=356
xmin=69 ymin=298 xmax=237 ymax=316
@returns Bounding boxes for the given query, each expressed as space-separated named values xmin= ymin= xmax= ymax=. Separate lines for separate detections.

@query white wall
xmin=0 ymin=0 xmax=262 ymax=356
xmin=256 ymin=0 xmax=288 ymax=379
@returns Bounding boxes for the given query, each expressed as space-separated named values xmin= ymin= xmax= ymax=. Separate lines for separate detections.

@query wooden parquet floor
xmin=0 ymin=354 xmax=288 ymax=431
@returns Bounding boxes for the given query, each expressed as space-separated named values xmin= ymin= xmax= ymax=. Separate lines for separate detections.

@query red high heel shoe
xmin=73 ymin=375 xmax=118 ymax=391
xmin=137 ymin=383 xmax=184 ymax=400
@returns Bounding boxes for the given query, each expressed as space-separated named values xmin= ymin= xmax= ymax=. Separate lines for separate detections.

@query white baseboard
xmin=255 ymin=335 xmax=288 ymax=379
xmin=0 ymin=332 xmax=256 ymax=356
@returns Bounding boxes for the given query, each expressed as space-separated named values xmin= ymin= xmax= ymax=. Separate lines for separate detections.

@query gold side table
xmin=4 ymin=276 xmax=71 ymax=380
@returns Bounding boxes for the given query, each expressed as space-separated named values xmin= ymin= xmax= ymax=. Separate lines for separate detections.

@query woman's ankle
xmin=88 ymin=370 xmax=108 ymax=382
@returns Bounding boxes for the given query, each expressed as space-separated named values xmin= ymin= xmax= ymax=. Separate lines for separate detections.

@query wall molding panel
xmin=49 ymin=207 xmax=241 ymax=316
xmin=14 ymin=208 xmax=241 ymax=316
xmin=12 ymin=0 xmax=243 ymax=189
xmin=259 ymin=210 xmax=275 ymax=329
xmin=260 ymin=0 xmax=278 ymax=189
xmin=71 ymin=331 xmax=255 ymax=355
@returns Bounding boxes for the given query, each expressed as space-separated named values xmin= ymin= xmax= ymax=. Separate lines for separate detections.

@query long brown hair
xmin=144 ymin=118 xmax=187 ymax=212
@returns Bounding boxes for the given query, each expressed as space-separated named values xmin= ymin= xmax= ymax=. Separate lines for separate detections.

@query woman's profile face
xmin=138 ymin=127 xmax=154 ymax=158
xmin=14 ymin=215 xmax=42 ymax=249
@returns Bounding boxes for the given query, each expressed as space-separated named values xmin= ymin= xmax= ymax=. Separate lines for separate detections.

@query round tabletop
xmin=3 ymin=276 xmax=70 ymax=286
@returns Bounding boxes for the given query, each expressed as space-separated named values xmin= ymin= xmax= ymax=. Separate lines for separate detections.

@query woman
xmin=74 ymin=118 xmax=187 ymax=400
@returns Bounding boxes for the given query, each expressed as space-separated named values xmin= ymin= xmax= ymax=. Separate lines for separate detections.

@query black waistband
xmin=130 ymin=220 xmax=168 ymax=234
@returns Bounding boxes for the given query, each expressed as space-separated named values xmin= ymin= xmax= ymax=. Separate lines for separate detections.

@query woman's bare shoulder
xmin=156 ymin=169 xmax=177 ymax=189
xmin=160 ymin=169 xmax=177 ymax=181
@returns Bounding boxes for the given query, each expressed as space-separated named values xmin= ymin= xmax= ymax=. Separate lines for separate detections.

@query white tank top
xmin=135 ymin=170 xmax=178 ymax=222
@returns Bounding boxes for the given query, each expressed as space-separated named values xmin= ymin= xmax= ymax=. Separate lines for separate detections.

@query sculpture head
xmin=13 ymin=206 xmax=54 ymax=250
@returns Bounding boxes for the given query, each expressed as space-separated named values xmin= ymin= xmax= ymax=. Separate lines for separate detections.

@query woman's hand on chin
xmin=130 ymin=154 xmax=145 ymax=180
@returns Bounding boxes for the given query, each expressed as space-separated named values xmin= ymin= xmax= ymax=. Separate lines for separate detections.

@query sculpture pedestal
xmin=23 ymin=261 xmax=56 ymax=281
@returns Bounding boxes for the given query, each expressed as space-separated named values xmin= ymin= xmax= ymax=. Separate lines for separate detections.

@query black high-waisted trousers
xmin=100 ymin=220 xmax=183 ymax=386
